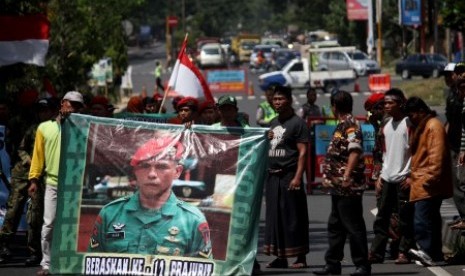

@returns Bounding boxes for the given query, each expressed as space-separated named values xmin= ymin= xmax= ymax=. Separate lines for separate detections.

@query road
xmin=1 ymin=191 xmax=463 ymax=276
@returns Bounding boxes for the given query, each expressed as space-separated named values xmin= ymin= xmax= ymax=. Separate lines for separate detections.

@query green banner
xmin=51 ymin=114 xmax=268 ymax=275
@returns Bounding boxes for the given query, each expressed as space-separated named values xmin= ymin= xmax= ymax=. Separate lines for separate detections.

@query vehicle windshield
xmin=241 ymin=41 xmax=257 ymax=50
xmin=430 ymin=54 xmax=447 ymax=62
xmin=348 ymin=52 xmax=366 ymax=60
xmin=253 ymin=47 xmax=274 ymax=53
xmin=203 ymin=48 xmax=220 ymax=55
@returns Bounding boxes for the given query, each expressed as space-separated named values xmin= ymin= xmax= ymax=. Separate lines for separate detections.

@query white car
xmin=198 ymin=43 xmax=226 ymax=68
xmin=317 ymin=49 xmax=380 ymax=77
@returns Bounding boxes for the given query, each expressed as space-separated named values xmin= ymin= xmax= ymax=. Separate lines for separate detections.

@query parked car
xmin=395 ymin=53 xmax=448 ymax=79
xmin=249 ymin=44 xmax=281 ymax=70
xmin=271 ymin=48 xmax=299 ymax=71
xmin=317 ymin=49 xmax=380 ymax=77
xmin=198 ymin=43 xmax=226 ymax=68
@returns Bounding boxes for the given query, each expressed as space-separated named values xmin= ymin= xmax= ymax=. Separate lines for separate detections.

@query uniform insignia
xmin=156 ymin=245 xmax=170 ymax=254
xmin=198 ymin=248 xmax=212 ymax=258
xmin=182 ymin=187 xmax=192 ymax=197
xmin=106 ymin=231 xmax=125 ymax=239
xmin=165 ymin=226 xmax=181 ymax=243
xmin=112 ymin=223 xmax=126 ymax=231
xmin=168 ymin=226 xmax=180 ymax=236
xmin=198 ymin=222 xmax=210 ymax=244
xmin=90 ymin=237 xmax=100 ymax=248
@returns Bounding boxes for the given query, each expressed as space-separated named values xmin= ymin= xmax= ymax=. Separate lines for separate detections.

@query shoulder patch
xmin=103 ymin=195 xmax=131 ymax=208
xmin=177 ymin=200 xmax=205 ymax=219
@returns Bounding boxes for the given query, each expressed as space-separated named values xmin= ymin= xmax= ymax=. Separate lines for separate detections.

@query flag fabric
xmin=0 ymin=14 xmax=50 ymax=67
xmin=167 ymin=36 xmax=214 ymax=102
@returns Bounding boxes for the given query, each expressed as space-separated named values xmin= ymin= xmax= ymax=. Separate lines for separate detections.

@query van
xmin=198 ymin=43 xmax=226 ymax=68
xmin=317 ymin=49 xmax=380 ymax=77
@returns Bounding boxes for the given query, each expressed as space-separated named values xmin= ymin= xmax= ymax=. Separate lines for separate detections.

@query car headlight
xmin=352 ymin=62 xmax=363 ymax=69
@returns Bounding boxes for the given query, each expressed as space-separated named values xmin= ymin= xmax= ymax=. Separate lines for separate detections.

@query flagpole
xmin=159 ymin=33 xmax=189 ymax=114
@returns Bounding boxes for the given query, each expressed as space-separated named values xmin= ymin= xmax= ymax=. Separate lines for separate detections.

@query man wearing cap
xmin=87 ymin=137 xmax=212 ymax=258
xmin=453 ymin=77 xmax=465 ymax=230
xmin=443 ymin=63 xmax=456 ymax=100
xmin=198 ymin=100 xmax=218 ymax=125
xmin=168 ymin=97 xmax=199 ymax=125
xmin=0 ymin=98 xmax=58 ymax=266
xmin=213 ymin=95 xmax=249 ymax=127
xmin=28 ymin=91 xmax=84 ymax=275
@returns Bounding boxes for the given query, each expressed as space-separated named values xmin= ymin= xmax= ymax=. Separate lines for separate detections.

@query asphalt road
xmin=2 ymin=191 xmax=463 ymax=276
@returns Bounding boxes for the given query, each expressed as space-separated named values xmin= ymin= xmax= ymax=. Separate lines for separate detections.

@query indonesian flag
xmin=0 ymin=14 xmax=50 ymax=67
xmin=167 ymin=36 xmax=214 ymax=102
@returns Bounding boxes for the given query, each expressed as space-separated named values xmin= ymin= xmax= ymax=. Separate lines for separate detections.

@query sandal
xmin=395 ymin=253 xmax=411 ymax=264
xmin=266 ymin=258 xmax=288 ymax=268
xmin=290 ymin=262 xmax=309 ymax=269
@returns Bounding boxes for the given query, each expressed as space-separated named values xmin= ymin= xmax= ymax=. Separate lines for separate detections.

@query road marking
xmin=428 ymin=266 xmax=453 ymax=276
xmin=371 ymin=208 xmax=378 ymax=216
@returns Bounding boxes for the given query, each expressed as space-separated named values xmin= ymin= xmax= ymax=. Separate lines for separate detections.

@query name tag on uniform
xmin=106 ymin=231 xmax=125 ymax=239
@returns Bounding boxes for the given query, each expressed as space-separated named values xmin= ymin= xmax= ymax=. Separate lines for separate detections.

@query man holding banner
xmin=88 ymin=137 xmax=212 ymax=258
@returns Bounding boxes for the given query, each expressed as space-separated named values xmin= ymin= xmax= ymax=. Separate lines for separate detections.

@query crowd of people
xmin=0 ymin=61 xmax=464 ymax=276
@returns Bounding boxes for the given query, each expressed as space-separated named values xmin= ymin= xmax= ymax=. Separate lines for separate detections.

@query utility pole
xmin=376 ymin=0 xmax=382 ymax=66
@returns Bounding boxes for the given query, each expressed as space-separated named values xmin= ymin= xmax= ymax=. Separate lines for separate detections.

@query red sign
xmin=346 ymin=0 xmax=368 ymax=21
xmin=167 ymin=16 xmax=178 ymax=28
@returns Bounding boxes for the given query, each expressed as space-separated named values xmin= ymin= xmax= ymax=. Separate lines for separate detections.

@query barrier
xmin=368 ymin=73 xmax=391 ymax=93
xmin=306 ymin=116 xmax=374 ymax=194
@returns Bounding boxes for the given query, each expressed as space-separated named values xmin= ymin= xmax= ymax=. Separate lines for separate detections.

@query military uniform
xmin=0 ymin=124 xmax=43 ymax=257
xmin=88 ymin=192 xmax=212 ymax=258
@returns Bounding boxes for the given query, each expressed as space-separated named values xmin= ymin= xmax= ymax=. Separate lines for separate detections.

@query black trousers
xmin=370 ymin=180 xmax=415 ymax=258
xmin=325 ymin=195 xmax=369 ymax=268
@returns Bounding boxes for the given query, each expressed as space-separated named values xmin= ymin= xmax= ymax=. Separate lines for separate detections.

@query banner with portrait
xmin=50 ymin=114 xmax=269 ymax=275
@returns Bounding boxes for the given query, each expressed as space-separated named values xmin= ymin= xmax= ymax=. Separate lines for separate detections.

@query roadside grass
xmin=394 ymin=77 xmax=446 ymax=106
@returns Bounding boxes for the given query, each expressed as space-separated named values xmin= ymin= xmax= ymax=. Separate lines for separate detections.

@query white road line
xmin=370 ymin=208 xmax=378 ymax=216
xmin=428 ymin=266 xmax=453 ymax=276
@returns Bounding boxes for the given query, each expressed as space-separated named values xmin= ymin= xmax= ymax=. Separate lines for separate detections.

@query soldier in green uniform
xmin=0 ymin=98 xmax=58 ymax=266
xmin=88 ymin=137 xmax=212 ymax=258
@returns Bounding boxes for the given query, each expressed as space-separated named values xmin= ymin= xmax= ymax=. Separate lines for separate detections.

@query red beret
xmin=199 ymin=100 xmax=216 ymax=114
xmin=176 ymin=97 xmax=199 ymax=111
xmin=18 ymin=89 xmax=39 ymax=108
xmin=153 ymin=93 xmax=163 ymax=101
xmin=130 ymin=138 xmax=184 ymax=167
xmin=364 ymin=92 xmax=384 ymax=111
xmin=91 ymin=95 xmax=110 ymax=106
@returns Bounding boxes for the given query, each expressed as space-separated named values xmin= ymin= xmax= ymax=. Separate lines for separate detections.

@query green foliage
xmin=441 ymin=1 xmax=465 ymax=31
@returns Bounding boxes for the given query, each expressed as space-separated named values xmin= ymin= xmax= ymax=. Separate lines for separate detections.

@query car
xmin=198 ymin=43 xmax=226 ymax=68
xmin=395 ymin=53 xmax=448 ymax=79
xmin=271 ymin=48 xmax=300 ymax=71
xmin=249 ymin=44 xmax=281 ymax=70
xmin=317 ymin=49 xmax=380 ymax=77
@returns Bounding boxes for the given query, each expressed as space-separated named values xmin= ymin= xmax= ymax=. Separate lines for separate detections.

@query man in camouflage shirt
xmin=314 ymin=90 xmax=370 ymax=276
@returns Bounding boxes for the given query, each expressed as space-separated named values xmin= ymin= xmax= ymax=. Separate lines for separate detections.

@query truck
xmin=258 ymin=46 xmax=357 ymax=93
xmin=231 ymin=34 xmax=261 ymax=63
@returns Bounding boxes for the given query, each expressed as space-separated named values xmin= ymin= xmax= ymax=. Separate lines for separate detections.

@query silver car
xmin=317 ymin=50 xmax=380 ymax=77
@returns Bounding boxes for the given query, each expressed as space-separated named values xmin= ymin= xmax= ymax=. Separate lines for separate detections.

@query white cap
xmin=444 ymin=63 xmax=456 ymax=72
xmin=63 ymin=91 xmax=84 ymax=104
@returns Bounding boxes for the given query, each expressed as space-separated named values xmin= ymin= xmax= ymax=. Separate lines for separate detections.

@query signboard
xmin=400 ymin=0 xmax=421 ymax=26
xmin=313 ymin=123 xmax=375 ymax=179
xmin=167 ymin=16 xmax=178 ymax=28
xmin=346 ymin=0 xmax=369 ymax=21
xmin=51 ymin=114 xmax=268 ymax=275
xmin=206 ymin=69 xmax=247 ymax=93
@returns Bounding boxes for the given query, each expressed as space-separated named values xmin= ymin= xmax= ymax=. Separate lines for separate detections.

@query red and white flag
xmin=167 ymin=36 xmax=214 ymax=102
xmin=0 ymin=14 xmax=50 ymax=67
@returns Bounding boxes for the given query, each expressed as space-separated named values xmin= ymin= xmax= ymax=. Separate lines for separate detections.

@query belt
xmin=268 ymin=168 xmax=283 ymax=174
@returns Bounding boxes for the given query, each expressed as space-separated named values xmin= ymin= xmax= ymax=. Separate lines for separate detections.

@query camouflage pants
xmin=0 ymin=177 xmax=44 ymax=255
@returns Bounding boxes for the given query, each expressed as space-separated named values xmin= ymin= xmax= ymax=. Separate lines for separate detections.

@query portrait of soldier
xmin=87 ymin=136 xmax=212 ymax=258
